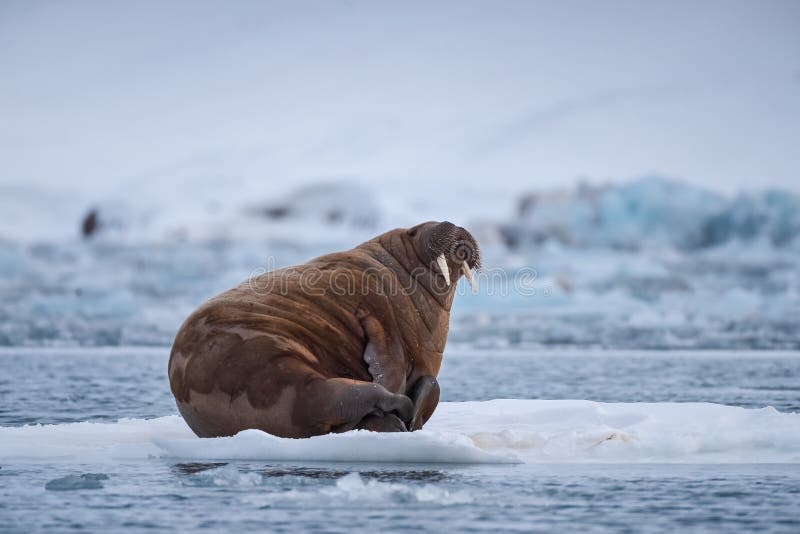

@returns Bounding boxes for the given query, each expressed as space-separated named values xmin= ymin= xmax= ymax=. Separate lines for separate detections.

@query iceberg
xmin=694 ymin=189 xmax=800 ymax=249
xmin=500 ymin=176 xmax=800 ymax=250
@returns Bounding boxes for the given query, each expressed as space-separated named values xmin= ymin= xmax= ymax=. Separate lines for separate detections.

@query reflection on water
xmin=258 ymin=466 xmax=351 ymax=480
xmin=171 ymin=463 xmax=452 ymax=484
xmin=257 ymin=465 xmax=450 ymax=483
xmin=171 ymin=462 xmax=229 ymax=476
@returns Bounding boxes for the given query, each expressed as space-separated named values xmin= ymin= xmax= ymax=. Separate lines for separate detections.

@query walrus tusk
xmin=436 ymin=254 xmax=450 ymax=286
xmin=462 ymin=261 xmax=477 ymax=294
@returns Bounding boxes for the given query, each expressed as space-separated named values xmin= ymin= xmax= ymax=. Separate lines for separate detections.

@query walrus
xmin=168 ymin=221 xmax=480 ymax=438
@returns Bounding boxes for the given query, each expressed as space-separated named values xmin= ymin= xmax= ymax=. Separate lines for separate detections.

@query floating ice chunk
xmin=186 ymin=464 xmax=263 ymax=488
xmin=44 ymin=473 xmax=109 ymax=491
xmin=324 ymin=473 xmax=472 ymax=505
xmin=240 ymin=472 xmax=472 ymax=508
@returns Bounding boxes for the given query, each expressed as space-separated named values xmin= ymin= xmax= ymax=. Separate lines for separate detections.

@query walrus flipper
xmin=321 ymin=378 xmax=414 ymax=434
xmin=356 ymin=413 xmax=408 ymax=432
xmin=357 ymin=305 xmax=407 ymax=393
xmin=408 ymin=375 xmax=440 ymax=431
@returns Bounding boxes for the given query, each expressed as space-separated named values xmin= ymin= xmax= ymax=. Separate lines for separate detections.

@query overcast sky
xmin=1 ymin=0 xmax=798 ymax=201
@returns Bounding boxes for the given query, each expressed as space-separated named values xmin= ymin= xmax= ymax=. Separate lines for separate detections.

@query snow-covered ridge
xmin=2 ymin=400 xmax=799 ymax=464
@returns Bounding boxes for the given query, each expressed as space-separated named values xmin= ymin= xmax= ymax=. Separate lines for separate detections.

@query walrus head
xmin=406 ymin=221 xmax=481 ymax=294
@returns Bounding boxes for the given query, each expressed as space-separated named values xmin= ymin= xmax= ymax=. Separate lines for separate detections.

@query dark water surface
xmin=1 ymin=347 xmax=798 ymax=426
xmin=1 ymin=348 xmax=799 ymax=532
xmin=1 ymin=462 xmax=798 ymax=533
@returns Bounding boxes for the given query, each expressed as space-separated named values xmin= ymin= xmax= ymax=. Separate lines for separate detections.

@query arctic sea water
xmin=1 ymin=348 xmax=799 ymax=532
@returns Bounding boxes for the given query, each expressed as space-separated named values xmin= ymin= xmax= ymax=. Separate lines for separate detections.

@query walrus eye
xmin=451 ymin=241 xmax=475 ymax=264
xmin=435 ymin=254 xmax=451 ymax=286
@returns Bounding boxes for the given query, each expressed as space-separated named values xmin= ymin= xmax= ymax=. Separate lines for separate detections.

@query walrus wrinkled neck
xmin=369 ymin=233 xmax=456 ymax=313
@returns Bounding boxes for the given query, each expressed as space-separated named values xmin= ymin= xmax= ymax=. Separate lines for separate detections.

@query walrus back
xmin=167 ymin=261 xmax=376 ymax=436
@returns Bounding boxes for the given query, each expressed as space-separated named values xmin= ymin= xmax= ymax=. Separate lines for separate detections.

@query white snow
xmin=2 ymin=400 xmax=798 ymax=464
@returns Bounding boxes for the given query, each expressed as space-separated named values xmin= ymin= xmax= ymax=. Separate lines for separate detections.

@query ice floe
xmin=2 ymin=400 xmax=798 ymax=464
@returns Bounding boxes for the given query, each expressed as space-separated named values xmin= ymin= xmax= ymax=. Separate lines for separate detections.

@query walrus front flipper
xmin=408 ymin=375 xmax=440 ymax=431
xmin=356 ymin=304 xmax=407 ymax=393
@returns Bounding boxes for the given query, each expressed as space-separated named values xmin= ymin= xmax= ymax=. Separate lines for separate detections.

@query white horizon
xmin=1 ymin=0 xmax=798 ymax=203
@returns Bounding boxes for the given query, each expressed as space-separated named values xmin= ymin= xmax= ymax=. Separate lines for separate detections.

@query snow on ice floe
xmin=2 ymin=400 xmax=799 ymax=464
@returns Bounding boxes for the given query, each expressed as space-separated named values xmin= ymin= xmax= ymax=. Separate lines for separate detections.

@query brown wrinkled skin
xmin=168 ymin=221 xmax=480 ymax=438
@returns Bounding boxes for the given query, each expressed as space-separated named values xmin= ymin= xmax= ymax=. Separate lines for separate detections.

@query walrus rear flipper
xmin=355 ymin=413 xmax=408 ymax=432
xmin=316 ymin=378 xmax=414 ymax=434
xmin=345 ymin=376 xmax=439 ymax=433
